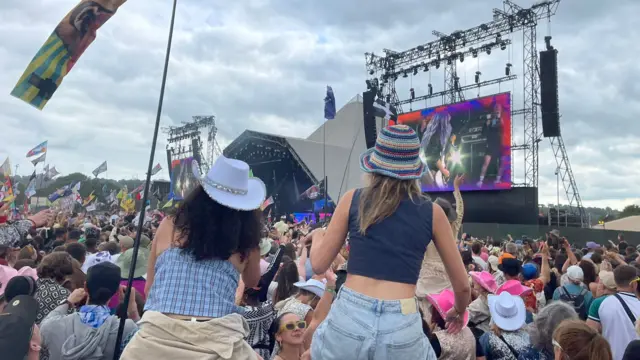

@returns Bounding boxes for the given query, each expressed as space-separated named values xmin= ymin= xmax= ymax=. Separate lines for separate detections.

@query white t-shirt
xmin=599 ymin=292 xmax=640 ymax=360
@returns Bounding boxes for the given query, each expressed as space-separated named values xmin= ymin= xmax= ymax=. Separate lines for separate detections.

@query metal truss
xmin=549 ymin=134 xmax=587 ymax=227
xmin=163 ymin=115 xmax=220 ymax=173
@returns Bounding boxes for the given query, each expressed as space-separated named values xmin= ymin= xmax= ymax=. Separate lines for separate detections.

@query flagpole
xmin=113 ymin=0 xmax=178 ymax=357
xmin=322 ymin=117 xmax=326 ymax=221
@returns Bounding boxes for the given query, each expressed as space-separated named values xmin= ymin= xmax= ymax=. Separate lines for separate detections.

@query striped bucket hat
xmin=360 ymin=125 xmax=425 ymax=180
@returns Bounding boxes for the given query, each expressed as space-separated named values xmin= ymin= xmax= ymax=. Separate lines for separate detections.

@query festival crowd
xmin=0 ymin=125 xmax=639 ymax=360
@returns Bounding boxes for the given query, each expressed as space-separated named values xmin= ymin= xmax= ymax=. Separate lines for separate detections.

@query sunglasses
xmin=280 ymin=320 xmax=307 ymax=332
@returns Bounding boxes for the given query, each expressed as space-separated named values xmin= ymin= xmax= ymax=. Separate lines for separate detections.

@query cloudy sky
xmin=0 ymin=0 xmax=638 ymax=210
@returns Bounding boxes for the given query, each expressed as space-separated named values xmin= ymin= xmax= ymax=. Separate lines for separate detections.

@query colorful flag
xmin=83 ymin=191 xmax=96 ymax=207
xmin=31 ymin=152 xmax=46 ymax=166
xmin=25 ymin=179 xmax=37 ymax=198
xmin=324 ymin=86 xmax=336 ymax=120
xmin=0 ymin=158 xmax=11 ymax=177
xmin=299 ymin=179 xmax=325 ymax=200
xmin=45 ymin=166 xmax=60 ymax=180
xmin=151 ymin=163 xmax=162 ymax=175
xmin=92 ymin=161 xmax=107 ymax=177
xmin=10 ymin=1 xmax=128 ymax=110
xmin=26 ymin=141 xmax=48 ymax=157
xmin=260 ymin=196 xmax=274 ymax=211
xmin=74 ymin=181 xmax=82 ymax=192
xmin=42 ymin=164 xmax=50 ymax=174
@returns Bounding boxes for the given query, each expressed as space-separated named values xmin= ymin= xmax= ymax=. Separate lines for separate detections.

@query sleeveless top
xmin=346 ymin=188 xmax=433 ymax=284
xmin=144 ymin=248 xmax=242 ymax=317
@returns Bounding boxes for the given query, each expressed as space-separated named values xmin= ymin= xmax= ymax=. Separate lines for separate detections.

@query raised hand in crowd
xmin=28 ymin=209 xmax=54 ymax=228
xmin=67 ymin=288 xmax=87 ymax=307
xmin=453 ymin=173 xmax=465 ymax=190
xmin=118 ymin=285 xmax=140 ymax=321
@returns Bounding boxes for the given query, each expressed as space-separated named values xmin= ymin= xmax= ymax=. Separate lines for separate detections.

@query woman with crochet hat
xmin=479 ymin=292 xmax=531 ymax=359
xmin=423 ymin=289 xmax=477 ymax=359
xmin=309 ymin=125 xmax=470 ymax=359
xmin=468 ymin=271 xmax=497 ymax=333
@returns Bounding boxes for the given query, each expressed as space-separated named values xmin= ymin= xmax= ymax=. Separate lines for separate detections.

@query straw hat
xmin=192 ymin=156 xmax=266 ymax=211
xmin=359 ymin=125 xmax=425 ymax=180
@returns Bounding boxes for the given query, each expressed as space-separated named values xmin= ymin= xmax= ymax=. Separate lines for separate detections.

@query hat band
xmin=201 ymin=176 xmax=248 ymax=195
xmin=496 ymin=305 xmax=518 ymax=319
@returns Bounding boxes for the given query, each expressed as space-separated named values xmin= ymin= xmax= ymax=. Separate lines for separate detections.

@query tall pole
xmin=113 ymin=0 xmax=178 ymax=357
xmin=322 ymin=119 xmax=326 ymax=220
xmin=556 ymin=167 xmax=560 ymax=227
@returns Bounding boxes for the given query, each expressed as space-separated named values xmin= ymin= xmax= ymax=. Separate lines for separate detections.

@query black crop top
xmin=346 ymin=189 xmax=433 ymax=284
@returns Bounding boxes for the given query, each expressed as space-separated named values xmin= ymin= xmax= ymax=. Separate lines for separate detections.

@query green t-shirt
xmin=587 ymin=295 xmax=609 ymax=322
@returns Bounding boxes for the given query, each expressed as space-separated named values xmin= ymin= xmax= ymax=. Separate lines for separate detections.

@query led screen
xmin=397 ymin=92 xmax=512 ymax=192
xmin=168 ymin=157 xmax=198 ymax=200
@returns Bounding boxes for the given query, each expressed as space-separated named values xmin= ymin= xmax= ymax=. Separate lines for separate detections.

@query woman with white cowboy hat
xmin=479 ymin=292 xmax=531 ymax=360
xmin=123 ymin=156 xmax=266 ymax=360
xmin=309 ymin=125 xmax=470 ymax=360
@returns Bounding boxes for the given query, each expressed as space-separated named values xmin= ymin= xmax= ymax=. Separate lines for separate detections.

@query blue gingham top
xmin=144 ymin=248 xmax=243 ymax=318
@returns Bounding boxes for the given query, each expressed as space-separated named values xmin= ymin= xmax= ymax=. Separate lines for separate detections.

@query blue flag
xmin=324 ymin=86 xmax=336 ymax=120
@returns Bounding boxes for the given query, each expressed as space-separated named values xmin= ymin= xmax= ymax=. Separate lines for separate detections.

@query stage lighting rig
xmin=428 ymin=84 xmax=433 ymax=95
xmin=413 ymin=67 xmax=418 ymax=76
xmin=410 ymin=88 xmax=415 ymax=100
xmin=460 ymin=53 xmax=465 ymax=62
xmin=475 ymin=71 xmax=481 ymax=84
xmin=505 ymin=63 xmax=512 ymax=76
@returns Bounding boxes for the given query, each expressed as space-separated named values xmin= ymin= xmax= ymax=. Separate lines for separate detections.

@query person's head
xmin=65 ymin=242 xmax=87 ymax=265
xmin=528 ymin=302 xmax=578 ymax=355
xmin=505 ymin=242 xmax=518 ymax=256
xmin=67 ymin=230 xmax=81 ymax=243
xmin=619 ymin=241 xmax=628 ymax=253
xmin=3 ymin=276 xmax=38 ymax=303
xmin=84 ymin=237 xmax=98 ymax=253
xmin=471 ymin=241 xmax=482 ymax=256
xmin=596 ymin=271 xmax=617 ymax=297
xmin=13 ymin=259 xmax=36 ymax=271
xmin=590 ymin=252 xmax=603 ymax=265
xmin=578 ymin=259 xmax=597 ymax=285
xmin=98 ymin=241 xmax=121 ymax=255
xmin=173 ymin=186 xmax=262 ymax=261
xmin=488 ymin=292 xmax=526 ymax=332
xmin=85 ymin=262 xmax=121 ymax=306
xmin=470 ymin=271 xmax=497 ymax=297
xmin=117 ymin=236 xmax=135 ymax=252
xmin=54 ymin=227 xmax=67 ymax=240
xmin=273 ymin=256 xmax=299 ymax=304
xmin=293 ymin=279 xmax=324 ymax=308
xmin=18 ymin=245 xmax=37 ymax=262
xmin=566 ymin=265 xmax=584 ymax=285
xmin=269 ymin=312 xmax=306 ymax=354
xmin=613 ymin=264 xmax=639 ymax=293
xmin=434 ymin=198 xmax=457 ymax=225
xmin=500 ymin=258 xmax=522 ymax=279
xmin=283 ymin=243 xmax=296 ymax=261
xmin=37 ymin=252 xmax=74 ymax=283
xmin=553 ymin=320 xmax=612 ymax=360
xmin=0 ymin=295 xmax=40 ymax=360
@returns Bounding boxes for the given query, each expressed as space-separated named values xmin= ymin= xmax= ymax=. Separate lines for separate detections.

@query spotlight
xmin=505 ymin=63 xmax=512 ymax=76
xmin=372 ymin=78 xmax=379 ymax=88
xmin=460 ymin=53 xmax=464 ymax=62
xmin=454 ymin=76 xmax=460 ymax=90
xmin=435 ymin=61 xmax=440 ymax=69
xmin=500 ymin=42 xmax=507 ymax=51
xmin=485 ymin=47 xmax=491 ymax=55
xmin=410 ymin=88 xmax=415 ymax=100
xmin=471 ymin=47 xmax=478 ymax=58
xmin=436 ymin=53 xmax=441 ymax=61
xmin=428 ymin=83 xmax=433 ymax=95
xmin=423 ymin=64 xmax=429 ymax=72
xmin=403 ymin=72 xmax=408 ymax=78
xmin=365 ymin=80 xmax=372 ymax=90
xmin=496 ymin=33 xmax=502 ymax=43
xmin=475 ymin=71 xmax=481 ymax=84
xmin=447 ymin=58 xmax=452 ymax=65
xmin=369 ymin=70 xmax=375 ymax=75
xmin=413 ymin=67 xmax=418 ymax=76
xmin=386 ymin=94 xmax=391 ymax=103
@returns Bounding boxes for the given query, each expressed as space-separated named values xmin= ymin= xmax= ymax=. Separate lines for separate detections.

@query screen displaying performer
xmin=397 ymin=92 xmax=512 ymax=192
xmin=169 ymin=157 xmax=198 ymax=200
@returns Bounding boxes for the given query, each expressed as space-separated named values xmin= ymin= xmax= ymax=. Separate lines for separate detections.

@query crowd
xmin=0 ymin=124 xmax=639 ymax=360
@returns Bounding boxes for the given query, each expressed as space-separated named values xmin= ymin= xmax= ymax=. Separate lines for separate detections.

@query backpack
xmin=559 ymin=286 xmax=588 ymax=320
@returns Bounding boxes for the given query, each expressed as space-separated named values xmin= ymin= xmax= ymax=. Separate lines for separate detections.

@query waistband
xmin=337 ymin=286 xmax=418 ymax=315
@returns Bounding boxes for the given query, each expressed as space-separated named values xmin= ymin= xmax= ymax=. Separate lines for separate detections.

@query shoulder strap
xmin=578 ymin=288 xmax=588 ymax=297
xmin=498 ymin=334 xmax=520 ymax=358
xmin=559 ymin=286 xmax=570 ymax=298
xmin=613 ymin=294 xmax=637 ymax=325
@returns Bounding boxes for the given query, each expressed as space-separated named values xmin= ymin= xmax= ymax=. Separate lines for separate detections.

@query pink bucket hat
xmin=470 ymin=271 xmax=497 ymax=293
xmin=496 ymin=279 xmax=533 ymax=296
xmin=0 ymin=265 xmax=19 ymax=296
xmin=426 ymin=289 xmax=469 ymax=327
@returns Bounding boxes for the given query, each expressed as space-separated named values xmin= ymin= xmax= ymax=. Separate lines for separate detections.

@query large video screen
xmin=397 ymin=92 xmax=511 ymax=192
xmin=169 ymin=157 xmax=198 ymax=200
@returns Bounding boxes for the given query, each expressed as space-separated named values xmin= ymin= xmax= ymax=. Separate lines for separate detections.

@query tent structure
xmin=224 ymin=95 xmax=384 ymax=214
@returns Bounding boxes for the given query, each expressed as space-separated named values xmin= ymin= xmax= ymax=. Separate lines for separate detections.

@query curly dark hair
xmin=37 ymin=252 xmax=74 ymax=283
xmin=173 ymin=185 xmax=262 ymax=261
xmin=273 ymin=256 xmax=299 ymax=304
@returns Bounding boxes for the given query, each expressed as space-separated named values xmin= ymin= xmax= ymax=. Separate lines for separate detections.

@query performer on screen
xmin=419 ymin=111 xmax=452 ymax=189
xmin=477 ymin=102 xmax=505 ymax=187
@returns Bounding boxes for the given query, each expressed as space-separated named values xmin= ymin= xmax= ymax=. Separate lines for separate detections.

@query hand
xmin=325 ymin=268 xmax=337 ymax=287
xmin=562 ymin=238 xmax=570 ymax=249
xmin=28 ymin=209 xmax=54 ymax=228
xmin=67 ymin=288 xmax=87 ymax=307
xmin=540 ymin=242 xmax=549 ymax=257
xmin=453 ymin=174 xmax=465 ymax=189
xmin=441 ymin=168 xmax=450 ymax=178
xmin=444 ymin=307 xmax=464 ymax=334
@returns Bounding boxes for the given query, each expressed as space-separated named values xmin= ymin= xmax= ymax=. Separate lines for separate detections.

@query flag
xmin=324 ymin=86 xmax=336 ymax=120
xmin=48 ymin=184 xmax=70 ymax=203
xmin=26 ymin=141 xmax=48 ymax=157
xmin=31 ymin=152 xmax=46 ymax=166
xmin=260 ymin=196 xmax=274 ymax=211
xmin=101 ymin=183 xmax=108 ymax=195
xmin=0 ymin=158 xmax=11 ymax=177
xmin=10 ymin=1 xmax=128 ymax=110
xmin=92 ymin=161 xmax=107 ymax=177
xmin=129 ymin=183 xmax=144 ymax=195
xmin=162 ymin=199 xmax=174 ymax=209
xmin=83 ymin=191 xmax=96 ymax=207
xmin=74 ymin=181 xmax=82 ymax=192
xmin=151 ymin=163 xmax=162 ymax=175
xmin=299 ymin=179 xmax=325 ymax=200
xmin=373 ymin=98 xmax=398 ymax=122
xmin=45 ymin=166 xmax=60 ymax=180
xmin=25 ymin=179 xmax=36 ymax=198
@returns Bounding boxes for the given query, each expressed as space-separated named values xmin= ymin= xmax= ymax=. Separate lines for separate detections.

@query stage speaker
xmin=191 ymin=138 xmax=202 ymax=164
xmin=362 ymin=90 xmax=377 ymax=149
xmin=166 ymin=148 xmax=172 ymax=177
xmin=540 ymin=49 xmax=560 ymax=137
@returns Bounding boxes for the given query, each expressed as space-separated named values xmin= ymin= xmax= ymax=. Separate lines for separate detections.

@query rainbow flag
xmin=10 ymin=0 xmax=128 ymax=110
xmin=26 ymin=141 xmax=48 ymax=157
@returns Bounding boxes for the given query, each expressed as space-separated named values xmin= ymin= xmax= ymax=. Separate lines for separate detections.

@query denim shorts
xmin=311 ymin=286 xmax=437 ymax=360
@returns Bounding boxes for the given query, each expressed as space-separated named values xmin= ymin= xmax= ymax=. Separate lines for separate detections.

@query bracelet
xmin=326 ymin=288 xmax=336 ymax=297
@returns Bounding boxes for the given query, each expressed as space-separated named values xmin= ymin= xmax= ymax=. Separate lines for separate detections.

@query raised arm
xmin=310 ymin=190 xmax=353 ymax=275
xmin=452 ymin=175 xmax=465 ymax=239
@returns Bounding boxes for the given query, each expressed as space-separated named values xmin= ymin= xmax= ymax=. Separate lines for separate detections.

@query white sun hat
xmin=488 ymin=291 xmax=526 ymax=331
xmin=192 ymin=156 xmax=266 ymax=211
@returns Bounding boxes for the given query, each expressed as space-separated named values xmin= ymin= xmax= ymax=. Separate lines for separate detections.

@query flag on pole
xmin=10 ymin=1 xmax=128 ymax=110
xmin=150 ymin=163 xmax=162 ymax=175
xmin=26 ymin=141 xmax=48 ymax=157
xmin=45 ymin=166 xmax=60 ymax=180
xmin=29 ymin=171 xmax=36 ymax=183
xmin=25 ymin=178 xmax=37 ymax=198
xmin=260 ymin=196 xmax=274 ymax=211
xmin=74 ymin=181 xmax=82 ymax=192
xmin=324 ymin=86 xmax=336 ymax=120
xmin=31 ymin=152 xmax=46 ymax=166
xmin=0 ymin=158 xmax=11 ymax=177
xmin=42 ymin=164 xmax=49 ymax=174
xmin=92 ymin=161 xmax=107 ymax=177
xmin=83 ymin=191 xmax=96 ymax=207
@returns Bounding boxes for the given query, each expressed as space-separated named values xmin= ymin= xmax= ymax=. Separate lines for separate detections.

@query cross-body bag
xmin=498 ymin=334 xmax=520 ymax=358
xmin=613 ymin=293 xmax=637 ymax=326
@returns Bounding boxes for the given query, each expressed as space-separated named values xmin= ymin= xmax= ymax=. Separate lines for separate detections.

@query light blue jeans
xmin=311 ymin=286 xmax=437 ymax=360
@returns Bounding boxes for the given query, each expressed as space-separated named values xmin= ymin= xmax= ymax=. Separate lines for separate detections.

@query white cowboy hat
xmin=192 ymin=156 xmax=266 ymax=211
xmin=488 ymin=292 xmax=526 ymax=331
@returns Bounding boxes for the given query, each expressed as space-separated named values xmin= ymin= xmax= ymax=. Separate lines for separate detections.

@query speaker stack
xmin=540 ymin=49 xmax=560 ymax=137
xmin=362 ymin=90 xmax=378 ymax=149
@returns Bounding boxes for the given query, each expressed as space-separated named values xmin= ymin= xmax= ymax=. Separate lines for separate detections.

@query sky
xmin=0 ymin=0 xmax=638 ymax=210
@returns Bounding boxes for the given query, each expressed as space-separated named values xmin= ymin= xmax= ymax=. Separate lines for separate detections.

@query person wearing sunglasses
xmin=269 ymin=312 xmax=307 ymax=360
xmin=552 ymin=320 xmax=611 ymax=360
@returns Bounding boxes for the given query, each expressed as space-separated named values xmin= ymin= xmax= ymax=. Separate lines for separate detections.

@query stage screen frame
xmin=168 ymin=156 xmax=198 ymax=201
xmin=397 ymin=92 xmax=512 ymax=192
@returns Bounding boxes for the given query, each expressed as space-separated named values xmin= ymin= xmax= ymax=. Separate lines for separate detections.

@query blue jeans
xmin=311 ymin=286 xmax=437 ymax=360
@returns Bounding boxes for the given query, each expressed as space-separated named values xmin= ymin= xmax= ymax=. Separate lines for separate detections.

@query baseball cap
xmin=521 ymin=263 xmax=538 ymax=280
xmin=567 ymin=265 xmax=584 ymax=283
xmin=86 ymin=262 xmax=121 ymax=303
xmin=586 ymin=241 xmax=600 ymax=249
xmin=498 ymin=253 xmax=515 ymax=265
xmin=118 ymin=236 xmax=135 ymax=249
xmin=599 ymin=271 xmax=616 ymax=291
xmin=0 ymin=295 xmax=38 ymax=360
